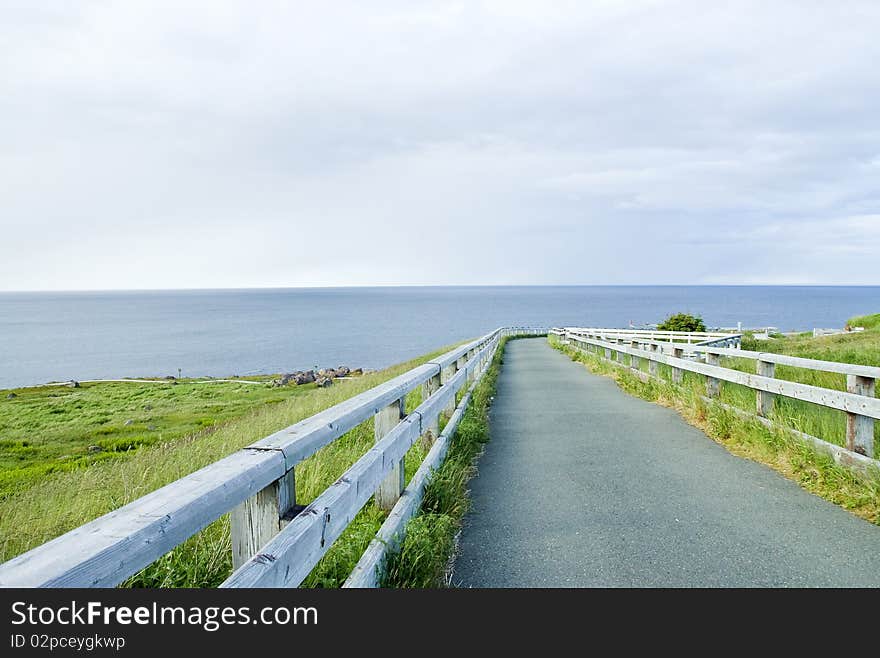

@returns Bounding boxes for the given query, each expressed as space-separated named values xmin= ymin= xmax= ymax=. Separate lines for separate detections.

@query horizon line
xmin=2 ymin=283 xmax=880 ymax=294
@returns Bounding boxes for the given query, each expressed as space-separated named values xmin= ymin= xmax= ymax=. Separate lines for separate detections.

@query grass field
xmin=740 ymin=312 xmax=880 ymax=368
xmin=0 ymin=342 xmax=471 ymax=587
xmin=549 ymin=313 xmax=880 ymax=525
xmin=0 ymin=375 xmax=310 ymax=498
xmin=720 ymin=312 xmax=879 ymax=454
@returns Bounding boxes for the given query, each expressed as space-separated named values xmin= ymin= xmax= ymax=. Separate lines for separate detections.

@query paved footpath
xmin=453 ymin=338 xmax=880 ymax=587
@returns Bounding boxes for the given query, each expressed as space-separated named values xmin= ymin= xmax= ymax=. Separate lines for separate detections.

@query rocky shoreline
xmin=2 ymin=366 xmax=368 ymax=394
xmin=272 ymin=366 xmax=364 ymax=388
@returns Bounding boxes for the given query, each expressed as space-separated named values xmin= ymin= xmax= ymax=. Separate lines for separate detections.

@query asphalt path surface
xmin=453 ymin=338 xmax=880 ymax=587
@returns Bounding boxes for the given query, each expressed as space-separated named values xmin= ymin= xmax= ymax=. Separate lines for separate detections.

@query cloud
xmin=1 ymin=0 xmax=879 ymax=289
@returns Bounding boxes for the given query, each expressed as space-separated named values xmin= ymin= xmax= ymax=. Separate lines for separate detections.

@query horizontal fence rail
xmin=221 ymin=339 xmax=497 ymax=588
xmin=344 ymin=328 xmax=545 ymax=586
xmin=563 ymin=328 xmax=878 ymax=378
xmin=555 ymin=328 xmax=879 ymax=469
xmin=0 ymin=328 xmax=550 ymax=588
xmin=564 ymin=327 xmax=743 ymax=348
xmin=343 ymin=380 xmax=481 ymax=588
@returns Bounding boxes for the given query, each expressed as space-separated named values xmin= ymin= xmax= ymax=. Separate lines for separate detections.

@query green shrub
xmin=657 ymin=313 xmax=706 ymax=332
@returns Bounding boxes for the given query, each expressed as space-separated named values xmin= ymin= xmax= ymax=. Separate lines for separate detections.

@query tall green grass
xmin=0 ymin=342 xmax=465 ymax=587
xmin=740 ymin=312 xmax=880 ymax=367
xmin=848 ymin=313 xmax=880 ymax=332
xmin=549 ymin=334 xmax=880 ymax=525
xmin=382 ymin=338 xmax=506 ymax=587
xmin=726 ymin=312 xmax=879 ymax=454
xmin=0 ymin=375 xmax=301 ymax=498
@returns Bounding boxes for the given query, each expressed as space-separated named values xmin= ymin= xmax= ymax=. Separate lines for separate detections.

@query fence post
xmin=441 ymin=361 xmax=457 ymax=420
xmin=672 ymin=347 xmax=684 ymax=384
xmin=604 ymin=345 xmax=611 ymax=360
xmin=616 ymin=339 xmax=626 ymax=364
xmin=846 ymin=375 xmax=875 ymax=457
xmin=756 ymin=360 xmax=775 ymax=417
xmin=230 ymin=468 xmax=297 ymax=570
xmin=375 ymin=397 xmax=406 ymax=510
xmin=630 ymin=341 xmax=640 ymax=371
xmin=420 ymin=370 xmax=442 ymax=448
xmin=648 ymin=344 xmax=659 ymax=378
xmin=705 ymin=353 xmax=720 ymax=398
xmin=467 ymin=349 xmax=476 ymax=384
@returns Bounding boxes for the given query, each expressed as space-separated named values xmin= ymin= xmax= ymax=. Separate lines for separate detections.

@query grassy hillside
xmin=730 ymin=312 xmax=880 ymax=452
xmin=0 ymin=342 xmax=466 ymax=587
xmin=741 ymin=313 xmax=880 ymax=367
xmin=849 ymin=313 xmax=880 ymax=332
xmin=0 ymin=376 xmax=314 ymax=498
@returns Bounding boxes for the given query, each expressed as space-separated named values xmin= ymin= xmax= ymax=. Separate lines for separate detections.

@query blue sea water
xmin=0 ymin=286 xmax=878 ymax=389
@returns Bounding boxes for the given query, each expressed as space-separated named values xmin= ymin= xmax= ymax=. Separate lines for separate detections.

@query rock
xmin=294 ymin=371 xmax=316 ymax=385
xmin=124 ymin=419 xmax=134 ymax=426
xmin=275 ymin=367 xmax=359 ymax=386
xmin=6 ymin=393 xmax=16 ymax=399
xmin=315 ymin=376 xmax=333 ymax=388
xmin=147 ymin=424 xmax=157 ymax=431
xmin=143 ymin=404 xmax=152 ymax=411
xmin=67 ymin=380 xmax=80 ymax=388
xmin=87 ymin=445 xmax=102 ymax=454
xmin=274 ymin=370 xmax=317 ymax=387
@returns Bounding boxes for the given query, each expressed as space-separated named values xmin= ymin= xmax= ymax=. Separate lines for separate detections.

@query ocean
xmin=1 ymin=286 xmax=878 ymax=389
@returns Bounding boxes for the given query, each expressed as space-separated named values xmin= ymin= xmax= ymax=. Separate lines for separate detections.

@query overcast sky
xmin=1 ymin=1 xmax=878 ymax=291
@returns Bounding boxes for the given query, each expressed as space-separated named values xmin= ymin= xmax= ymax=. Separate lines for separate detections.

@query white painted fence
xmin=0 ymin=327 xmax=544 ymax=588
xmin=564 ymin=327 xmax=743 ymax=348
xmin=553 ymin=328 xmax=879 ymax=470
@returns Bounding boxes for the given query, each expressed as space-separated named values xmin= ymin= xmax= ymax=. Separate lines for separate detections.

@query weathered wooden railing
xmin=553 ymin=328 xmax=880 ymax=471
xmin=565 ymin=327 xmax=743 ymax=348
xmin=0 ymin=327 xmax=543 ymax=588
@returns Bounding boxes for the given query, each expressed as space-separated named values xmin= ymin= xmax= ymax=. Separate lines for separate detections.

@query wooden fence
xmin=553 ymin=328 xmax=880 ymax=472
xmin=0 ymin=327 xmax=544 ymax=588
xmin=564 ymin=327 xmax=743 ymax=348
